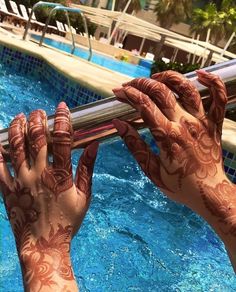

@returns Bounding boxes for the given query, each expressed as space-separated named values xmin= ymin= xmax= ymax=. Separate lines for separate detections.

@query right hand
xmin=112 ymin=70 xmax=229 ymax=210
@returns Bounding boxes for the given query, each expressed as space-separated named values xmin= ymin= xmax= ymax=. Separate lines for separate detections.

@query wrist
xmin=18 ymin=225 xmax=77 ymax=291
xmin=196 ymin=178 xmax=236 ymax=246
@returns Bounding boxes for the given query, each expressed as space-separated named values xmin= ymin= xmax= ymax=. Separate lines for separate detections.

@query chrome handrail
xmin=39 ymin=6 xmax=92 ymax=60
xmin=22 ymin=1 xmax=63 ymax=40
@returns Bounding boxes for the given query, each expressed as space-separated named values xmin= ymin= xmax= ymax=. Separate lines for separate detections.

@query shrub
xmin=151 ymin=59 xmax=200 ymax=75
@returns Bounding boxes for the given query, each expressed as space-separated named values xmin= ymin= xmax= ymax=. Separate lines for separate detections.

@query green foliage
xmin=151 ymin=59 xmax=200 ymax=75
xmin=154 ymin=0 xmax=192 ymax=29
xmin=191 ymin=1 xmax=236 ymax=45
xmin=14 ymin=0 xmax=97 ymax=35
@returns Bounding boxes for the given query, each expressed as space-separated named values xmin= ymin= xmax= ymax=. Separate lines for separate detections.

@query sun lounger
xmin=28 ymin=7 xmax=58 ymax=34
xmin=19 ymin=4 xmax=44 ymax=31
xmin=9 ymin=1 xmax=27 ymax=22
xmin=0 ymin=0 xmax=25 ymax=26
xmin=64 ymin=23 xmax=76 ymax=34
xmin=56 ymin=20 xmax=66 ymax=36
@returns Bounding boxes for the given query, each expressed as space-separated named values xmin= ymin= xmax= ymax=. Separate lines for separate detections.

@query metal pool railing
xmin=22 ymin=1 xmax=92 ymax=60
xmin=0 ymin=60 xmax=236 ymax=154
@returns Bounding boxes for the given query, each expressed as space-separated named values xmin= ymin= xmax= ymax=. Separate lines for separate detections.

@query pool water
xmin=31 ymin=34 xmax=151 ymax=78
xmin=0 ymin=64 xmax=236 ymax=291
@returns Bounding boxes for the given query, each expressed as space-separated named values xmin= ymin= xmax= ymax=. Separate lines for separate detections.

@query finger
xmin=8 ymin=113 xmax=29 ymax=177
xmin=0 ymin=149 xmax=14 ymax=196
xmin=112 ymin=86 xmax=174 ymax=142
xmin=75 ymin=141 xmax=99 ymax=198
xmin=121 ymin=78 xmax=183 ymax=121
xmin=53 ymin=102 xmax=73 ymax=172
xmin=196 ymin=70 xmax=227 ymax=134
xmin=113 ymin=119 xmax=171 ymax=192
xmin=152 ymin=70 xmax=205 ymax=119
xmin=28 ymin=110 xmax=48 ymax=171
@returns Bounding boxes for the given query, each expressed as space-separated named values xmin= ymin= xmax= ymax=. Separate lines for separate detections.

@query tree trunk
xmin=204 ymin=50 xmax=214 ymax=67
xmin=154 ymin=35 xmax=166 ymax=61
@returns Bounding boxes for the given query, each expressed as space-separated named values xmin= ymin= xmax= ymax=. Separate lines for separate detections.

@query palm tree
xmin=191 ymin=0 xmax=236 ymax=66
xmin=108 ymin=0 xmax=145 ymax=43
xmin=154 ymin=0 xmax=192 ymax=59
xmin=115 ymin=0 xmax=146 ymax=13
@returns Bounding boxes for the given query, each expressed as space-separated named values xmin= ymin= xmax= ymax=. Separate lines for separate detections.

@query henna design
xmin=152 ymin=70 xmax=202 ymax=113
xmin=198 ymin=180 xmax=236 ymax=236
xmin=21 ymin=224 xmax=73 ymax=291
xmin=28 ymin=110 xmax=47 ymax=161
xmin=8 ymin=113 xmax=27 ymax=174
xmin=41 ymin=167 xmax=73 ymax=198
xmin=75 ymin=141 xmax=99 ymax=197
xmin=4 ymin=182 xmax=40 ymax=223
xmin=113 ymin=119 xmax=172 ymax=192
xmin=196 ymin=70 xmax=227 ymax=134
xmin=124 ymin=78 xmax=177 ymax=110
xmin=0 ymin=102 xmax=98 ymax=291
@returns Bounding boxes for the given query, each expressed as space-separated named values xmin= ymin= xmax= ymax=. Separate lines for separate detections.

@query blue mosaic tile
xmin=0 ymin=44 xmax=104 ymax=109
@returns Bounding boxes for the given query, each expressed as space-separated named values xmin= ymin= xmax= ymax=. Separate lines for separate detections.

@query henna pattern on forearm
xmin=198 ymin=180 xmax=236 ymax=236
xmin=20 ymin=224 xmax=74 ymax=291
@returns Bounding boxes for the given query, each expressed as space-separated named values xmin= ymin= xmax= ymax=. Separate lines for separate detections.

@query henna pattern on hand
xmin=198 ymin=180 xmax=236 ymax=236
xmin=0 ymin=102 xmax=99 ymax=291
xmin=28 ymin=110 xmax=47 ymax=161
xmin=152 ymin=70 xmax=202 ymax=113
xmin=8 ymin=113 xmax=27 ymax=175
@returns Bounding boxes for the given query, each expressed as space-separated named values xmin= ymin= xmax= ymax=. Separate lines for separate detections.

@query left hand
xmin=0 ymin=102 xmax=98 ymax=291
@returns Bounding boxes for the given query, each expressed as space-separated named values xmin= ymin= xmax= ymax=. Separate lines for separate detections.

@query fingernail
xmin=112 ymin=119 xmax=127 ymax=136
xmin=15 ymin=113 xmax=24 ymax=119
xmin=112 ymin=87 xmax=127 ymax=99
xmin=58 ymin=101 xmax=67 ymax=108
xmin=196 ymin=70 xmax=207 ymax=75
xmin=87 ymin=141 xmax=99 ymax=158
xmin=151 ymin=73 xmax=161 ymax=79
xmin=122 ymin=81 xmax=130 ymax=86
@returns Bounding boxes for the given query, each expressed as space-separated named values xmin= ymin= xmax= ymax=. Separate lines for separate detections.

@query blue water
xmin=0 ymin=63 xmax=236 ymax=291
xmin=31 ymin=34 xmax=151 ymax=78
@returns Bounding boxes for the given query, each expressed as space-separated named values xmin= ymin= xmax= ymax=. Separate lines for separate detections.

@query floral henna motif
xmin=28 ymin=110 xmax=47 ymax=161
xmin=41 ymin=167 xmax=73 ymax=198
xmin=21 ymin=224 xmax=74 ymax=291
xmin=198 ymin=180 xmax=236 ymax=236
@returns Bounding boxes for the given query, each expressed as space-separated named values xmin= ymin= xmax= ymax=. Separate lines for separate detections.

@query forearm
xmin=20 ymin=250 xmax=79 ymax=292
xmin=17 ymin=224 xmax=79 ymax=292
xmin=188 ymin=178 xmax=236 ymax=270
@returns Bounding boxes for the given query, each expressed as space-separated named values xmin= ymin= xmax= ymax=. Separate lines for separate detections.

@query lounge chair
xmin=56 ymin=20 xmax=66 ymax=36
xmin=28 ymin=7 xmax=58 ymax=34
xmin=19 ymin=4 xmax=44 ymax=31
xmin=0 ymin=0 xmax=25 ymax=26
xmin=9 ymin=0 xmax=27 ymax=26
xmin=64 ymin=23 xmax=76 ymax=34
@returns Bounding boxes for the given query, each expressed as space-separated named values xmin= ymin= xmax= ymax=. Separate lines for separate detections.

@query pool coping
xmin=0 ymin=30 xmax=132 ymax=98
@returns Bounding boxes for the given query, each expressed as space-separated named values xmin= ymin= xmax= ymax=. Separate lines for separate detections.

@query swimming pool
xmin=0 ymin=63 xmax=236 ymax=291
xmin=31 ymin=34 xmax=151 ymax=78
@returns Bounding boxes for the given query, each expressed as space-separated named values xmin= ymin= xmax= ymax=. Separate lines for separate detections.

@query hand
xmin=0 ymin=102 xmax=99 ymax=292
xmin=112 ymin=70 xmax=236 ymax=270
